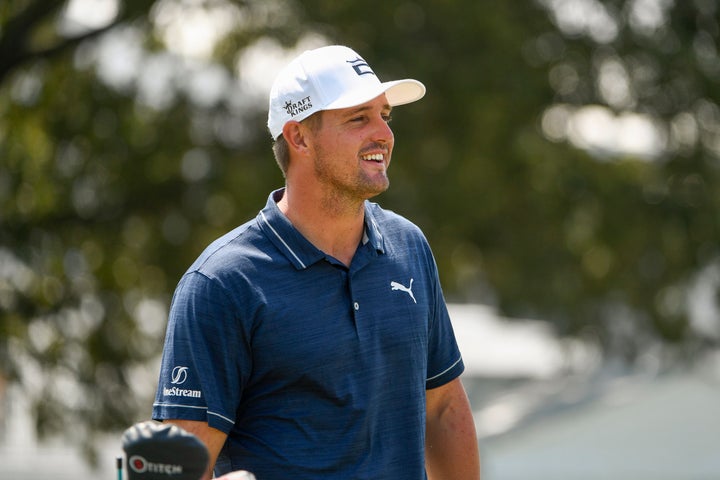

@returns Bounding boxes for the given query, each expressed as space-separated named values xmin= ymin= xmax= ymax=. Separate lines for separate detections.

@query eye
xmin=383 ymin=114 xmax=393 ymax=123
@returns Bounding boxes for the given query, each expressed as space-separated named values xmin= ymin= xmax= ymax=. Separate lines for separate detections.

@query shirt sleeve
xmin=424 ymin=250 xmax=465 ymax=390
xmin=152 ymin=270 xmax=250 ymax=433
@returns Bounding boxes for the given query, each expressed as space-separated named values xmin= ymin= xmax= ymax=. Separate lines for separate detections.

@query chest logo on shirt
xmin=391 ymin=278 xmax=416 ymax=304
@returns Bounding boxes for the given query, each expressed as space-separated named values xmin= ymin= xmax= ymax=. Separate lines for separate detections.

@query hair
xmin=271 ymin=112 xmax=323 ymax=176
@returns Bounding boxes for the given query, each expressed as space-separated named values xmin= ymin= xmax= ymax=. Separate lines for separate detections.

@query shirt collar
xmin=362 ymin=201 xmax=386 ymax=254
xmin=256 ymin=188 xmax=385 ymax=270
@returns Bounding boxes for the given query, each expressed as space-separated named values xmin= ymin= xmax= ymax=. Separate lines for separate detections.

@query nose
xmin=372 ymin=114 xmax=394 ymax=145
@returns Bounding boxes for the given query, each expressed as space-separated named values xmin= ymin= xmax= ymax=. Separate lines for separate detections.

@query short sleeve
xmin=152 ymin=271 xmax=251 ymax=433
xmin=425 ymin=254 xmax=464 ymax=390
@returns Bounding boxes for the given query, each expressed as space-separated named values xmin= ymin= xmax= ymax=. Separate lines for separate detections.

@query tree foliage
xmin=1 ymin=0 xmax=719 ymax=461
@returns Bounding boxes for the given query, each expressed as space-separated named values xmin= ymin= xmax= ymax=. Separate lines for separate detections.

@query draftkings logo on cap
xmin=267 ymin=45 xmax=426 ymax=139
xmin=283 ymin=96 xmax=313 ymax=118
xmin=122 ymin=421 xmax=209 ymax=480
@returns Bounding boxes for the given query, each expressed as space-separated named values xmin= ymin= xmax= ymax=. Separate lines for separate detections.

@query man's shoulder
xmin=366 ymin=201 xmax=425 ymax=238
xmin=187 ymin=217 xmax=269 ymax=275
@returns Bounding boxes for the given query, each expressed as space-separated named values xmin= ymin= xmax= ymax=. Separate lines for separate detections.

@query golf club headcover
xmin=122 ymin=420 xmax=209 ymax=480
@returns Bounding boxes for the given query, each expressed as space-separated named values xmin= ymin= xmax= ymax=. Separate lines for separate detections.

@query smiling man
xmin=152 ymin=45 xmax=480 ymax=480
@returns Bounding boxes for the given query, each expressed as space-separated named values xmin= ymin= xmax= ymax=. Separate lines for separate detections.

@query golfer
xmin=153 ymin=45 xmax=480 ymax=480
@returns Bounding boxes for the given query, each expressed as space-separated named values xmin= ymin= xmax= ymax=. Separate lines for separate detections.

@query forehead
xmin=327 ymin=93 xmax=392 ymax=117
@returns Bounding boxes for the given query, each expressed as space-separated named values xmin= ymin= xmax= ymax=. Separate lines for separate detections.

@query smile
xmin=361 ymin=153 xmax=385 ymax=162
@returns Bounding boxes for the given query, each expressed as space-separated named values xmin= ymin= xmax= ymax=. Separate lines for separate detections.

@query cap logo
xmin=283 ymin=96 xmax=313 ymax=118
xmin=347 ymin=57 xmax=375 ymax=76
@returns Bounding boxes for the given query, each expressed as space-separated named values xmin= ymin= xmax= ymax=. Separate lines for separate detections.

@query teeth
xmin=362 ymin=154 xmax=384 ymax=161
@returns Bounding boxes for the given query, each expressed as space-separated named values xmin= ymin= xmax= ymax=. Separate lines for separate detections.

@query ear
xmin=282 ymin=121 xmax=312 ymax=155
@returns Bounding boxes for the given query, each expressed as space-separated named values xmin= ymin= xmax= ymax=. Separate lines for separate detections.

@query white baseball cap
xmin=267 ymin=45 xmax=426 ymax=139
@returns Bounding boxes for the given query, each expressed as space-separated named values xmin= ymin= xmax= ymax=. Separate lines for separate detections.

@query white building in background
xmin=449 ymin=304 xmax=720 ymax=480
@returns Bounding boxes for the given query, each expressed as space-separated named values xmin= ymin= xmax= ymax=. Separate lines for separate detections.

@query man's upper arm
xmin=425 ymin=378 xmax=481 ymax=479
xmin=426 ymin=376 xmax=466 ymax=418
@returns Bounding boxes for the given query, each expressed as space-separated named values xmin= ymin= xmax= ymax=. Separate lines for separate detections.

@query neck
xmin=277 ymin=186 xmax=366 ymax=267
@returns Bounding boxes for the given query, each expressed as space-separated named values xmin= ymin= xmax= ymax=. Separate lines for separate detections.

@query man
xmin=153 ymin=45 xmax=480 ymax=479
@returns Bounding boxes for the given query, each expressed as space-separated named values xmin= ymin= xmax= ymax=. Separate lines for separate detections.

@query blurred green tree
xmin=0 ymin=0 xmax=718 ymax=463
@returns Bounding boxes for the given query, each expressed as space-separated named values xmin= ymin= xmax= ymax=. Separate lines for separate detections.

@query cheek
xmin=321 ymin=133 xmax=354 ymax=156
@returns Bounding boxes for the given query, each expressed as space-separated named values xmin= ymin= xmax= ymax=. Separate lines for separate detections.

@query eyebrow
xmin=342 ymin=103 xmax=393 ymax=117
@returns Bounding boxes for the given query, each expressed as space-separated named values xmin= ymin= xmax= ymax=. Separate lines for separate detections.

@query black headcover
xmin=122 ymin=421 xmax=209 ymax=480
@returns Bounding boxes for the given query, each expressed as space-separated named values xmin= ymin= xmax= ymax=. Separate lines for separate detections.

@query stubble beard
xmin=313 ymin=149 xmax=390 ymax=214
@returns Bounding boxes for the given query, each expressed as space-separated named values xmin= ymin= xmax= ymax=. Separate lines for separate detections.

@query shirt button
xmin=353 ymin=302 xmax=360 ymax=311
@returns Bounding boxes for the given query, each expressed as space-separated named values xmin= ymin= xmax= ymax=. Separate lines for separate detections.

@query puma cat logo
xmin=390 ymin=278 xmax=416 ymax=304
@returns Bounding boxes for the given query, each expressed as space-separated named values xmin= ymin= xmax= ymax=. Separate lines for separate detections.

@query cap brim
xmin=324 ymin=79 xmax=426 ymax=111
xmin=383 ymin=79 xmax=426 ymax=107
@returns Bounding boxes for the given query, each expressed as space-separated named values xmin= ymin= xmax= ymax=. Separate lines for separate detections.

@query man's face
xmin=308 ymin=94 xmax=395 ymax=202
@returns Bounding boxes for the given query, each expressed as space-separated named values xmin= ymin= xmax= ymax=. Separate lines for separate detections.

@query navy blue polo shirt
xmin=153 ymin=189 xmax=464 ymax=480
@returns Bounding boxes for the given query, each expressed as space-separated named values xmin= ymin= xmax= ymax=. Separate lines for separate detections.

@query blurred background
xmin=1 ymin=0 xmax=719 ymax=478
